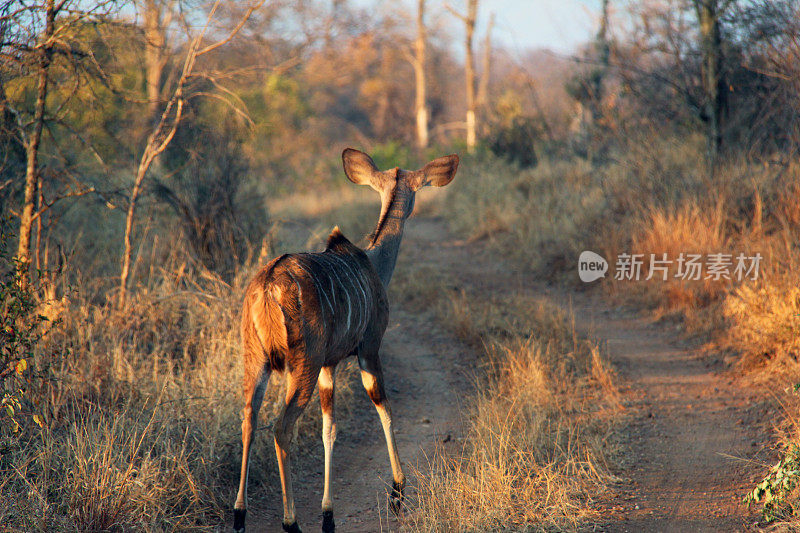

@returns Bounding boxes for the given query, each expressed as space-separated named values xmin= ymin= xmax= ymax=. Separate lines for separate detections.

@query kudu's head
xmin=342 ymin=148 xmax=459 ymax=224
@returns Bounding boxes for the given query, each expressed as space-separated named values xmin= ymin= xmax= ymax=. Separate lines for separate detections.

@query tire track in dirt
xmin=248 ymin=216 xmax=767 ymax=532
xmin=557 ymin=296 xmax=767 ymax=532
xmin=417 ymin=213 xmax=767 ymax=531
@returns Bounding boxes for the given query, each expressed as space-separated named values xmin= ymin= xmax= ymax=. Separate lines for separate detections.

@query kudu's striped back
xmin=242 ymin=229 xmax=386 ymax=375
xmin=233 ymin=148 xmax=458 ymax=533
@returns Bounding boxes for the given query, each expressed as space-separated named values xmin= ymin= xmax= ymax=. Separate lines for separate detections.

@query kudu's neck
xmin=365 ymin=188 xmax=413 ymax=288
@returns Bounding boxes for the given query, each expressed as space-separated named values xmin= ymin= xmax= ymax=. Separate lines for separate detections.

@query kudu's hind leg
xmin=234 ymin=362 xmax=271 ymax=533
xmin=318 ymin=365 xmax=337 ymax=532
xmin=274 ymin=366 xmax=317 ymax=533
xmin=358 ymin=355 xmax=406 ymax=515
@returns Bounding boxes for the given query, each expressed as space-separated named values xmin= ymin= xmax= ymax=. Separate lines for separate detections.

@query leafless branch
xmin=444 ymin=3 xmax=468 ymax=23
xmin=30 ymin=186 xmax=97 ymax=223
xmin=197 ymin=0 xmax=266 ymax=57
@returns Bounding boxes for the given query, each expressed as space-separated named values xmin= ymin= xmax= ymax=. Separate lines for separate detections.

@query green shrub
xmin=487 ymin=116 xmax=540 ymax=168
xmin=0 ymin=225 xmax=50 ymax=456
xmin=369 ymin=141 xmax=414 ymax=170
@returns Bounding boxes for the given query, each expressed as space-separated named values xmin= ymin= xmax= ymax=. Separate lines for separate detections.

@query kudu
xmin=233 ymin=149 xmax=459 ymax=532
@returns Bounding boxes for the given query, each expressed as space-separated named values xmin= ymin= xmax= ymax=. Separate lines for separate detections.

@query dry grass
xmin=1 ymin=196 xmax=377 ymax=531
xmin=269 ymin=182 xmax=448 ymax=253
xmin=445 ymin=155 xmax=602 ymax=278
xmin=442 ymin=140 xmax=800 ymax=527
xmin=605 ymin=201 xmax=734 ymax=334
xmin=269 ymin=185 xmax=377 ymax=247
xmin=445 ymin=141 xmax=800 ymax=362
xmin=722 ymin=257 xmax=800 ymax=376
xmin=1 ymin=265 xmax=364 ymax=531
xmin=1 ymin=165 xmax=459 ymax=531
xmin=393 ymin=267 xmax=620 ymax=532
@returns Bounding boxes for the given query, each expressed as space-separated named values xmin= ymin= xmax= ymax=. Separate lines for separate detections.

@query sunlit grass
xmin=391 ymin=265 xmax=620 ymax=531
xmin=0 ymin=193 xmax=375 ymax=531
xmin=441 ymin=139 xmax=800 ymax=530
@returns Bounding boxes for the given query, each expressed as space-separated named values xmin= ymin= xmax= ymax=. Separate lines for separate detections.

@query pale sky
xmin=479 ymin=0 xmax=604 ymax=53
xmin=367 ymin=0 xmax=605 ymax=54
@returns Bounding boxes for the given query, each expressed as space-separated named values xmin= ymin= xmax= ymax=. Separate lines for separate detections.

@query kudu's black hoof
xmin=322 ymin=510 xmax=335 ymax=532
xmin=233 ymin=508 xmax=246 ymax=532
xmin=282 ymin=521 xmax=302 ymax=533
xmin=389 ymin=480 xmax=405 ymax=516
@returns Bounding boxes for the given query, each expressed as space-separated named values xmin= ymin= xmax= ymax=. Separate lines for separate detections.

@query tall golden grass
xmin=443 ymin=139 xmax=800 ymax=526
xmin=1 ymin=198 xmax=372 ymax=531
xmin=446 ymin=141 xmax=800 ymax=369
xmin=391 ymin=262 xmax=620 ymax=532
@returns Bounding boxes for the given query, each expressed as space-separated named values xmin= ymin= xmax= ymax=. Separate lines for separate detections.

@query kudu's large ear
xmin=411 ymin=154 xmax=459 ymax=190
xmin=342 ymin=148 xmax=382 ymax=188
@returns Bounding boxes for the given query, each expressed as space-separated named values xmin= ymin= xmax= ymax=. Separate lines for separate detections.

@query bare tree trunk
xmin=375 ymin=44 xmax=391 ymax=139
xmin=464 ymin=0 xmax=477 ymax=152
xmin=476 ymin=11 xmax=494 ymax=109
xmin=119 ymin=0 xmax=263 ymax=308
xmin=120 ymin=26 xmax=193 ymax=308
xmin=119 ymin=88 xmax=184 ymax=308
xmin=120 ymin=162 xmax=149 ymax=307
xmin=588 ymin=0 xmax=611 ymax=163
xmin=34 ymin=174 xmax=43 ymax=273
xmin=17 ymin=0 xmax=54 ymax=288
xmin=591 ymin=0 xmax=610 ymax=122
xmin=694 ymin=0 xmax=724 ymax=172
xmin=323 ymin=0 xmax=344 ymax=50
xmin=144 ymin=0 xmax=167 ymax=126
xmin=413 ymin=0 xmax=428 ymax=149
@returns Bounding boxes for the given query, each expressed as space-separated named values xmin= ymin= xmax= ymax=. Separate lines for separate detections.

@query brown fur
xmin=319 ymin=369 xmax=335 ymax=414
xmin=234 ymin=149 xmax=459 ymax=532
xmin=364 ymin=380 xmax=383 ymax=406
xmin=241 ymin=229 xmax=388 ymax=378
xmin=241 ymin=256 xmax=290 ymax=373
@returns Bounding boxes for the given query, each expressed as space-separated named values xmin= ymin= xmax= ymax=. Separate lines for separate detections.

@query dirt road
xmin=561 ymin=294 xmax=766 ymax=532
xmin=249 ymin=216 xmax=766 ymax=532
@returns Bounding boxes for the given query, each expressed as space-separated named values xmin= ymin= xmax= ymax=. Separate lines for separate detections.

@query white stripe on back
xmin=296 ymin=262 xmax=334 ymax=319
xmin=328 ymin=254 xmax=370 ymax=327
xmin=331 ymin=255 xmax=366 ymax=329
xmin=309 ymin=252 xmax=375 ymax=338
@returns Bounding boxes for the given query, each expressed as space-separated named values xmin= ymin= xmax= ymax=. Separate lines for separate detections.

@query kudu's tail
xmin=242 ymin=284 xmax=288 ymax=373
